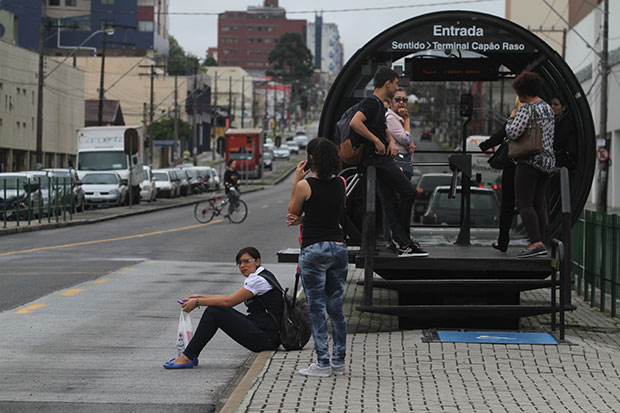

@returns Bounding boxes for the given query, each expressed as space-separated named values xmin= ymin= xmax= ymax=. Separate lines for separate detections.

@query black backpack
xmin=258 ymin=272 xmax=312 ymax=351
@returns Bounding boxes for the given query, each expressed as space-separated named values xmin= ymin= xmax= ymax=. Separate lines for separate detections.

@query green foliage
xmin=202 ymin=56 xmax=218 ymax=67
xmin=151 ymin=117 xmax=192 ymax=143
xmin=266 ymin=32 xmax=314 ymax=84
xmin=167 ymin=35 xmax=199 ymax=76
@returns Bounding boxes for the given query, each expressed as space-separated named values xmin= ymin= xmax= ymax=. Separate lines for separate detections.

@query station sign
xmin=383 ymin=19 xmax=536 ymax=54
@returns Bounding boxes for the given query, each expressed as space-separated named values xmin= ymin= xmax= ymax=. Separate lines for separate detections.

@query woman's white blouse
xmin=243 ymin=266 xmax=273 ymax=296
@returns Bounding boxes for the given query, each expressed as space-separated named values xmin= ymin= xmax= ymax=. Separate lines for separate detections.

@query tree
xmin=266 ymin=32 xmax=314 ymax=84
xmin=151 ymin=117 xmax=192 ymax=143
xmin=167 ymin=35 xmax=199 ymax=76
xmin=202 ymin=56 xmax=218 ymax=67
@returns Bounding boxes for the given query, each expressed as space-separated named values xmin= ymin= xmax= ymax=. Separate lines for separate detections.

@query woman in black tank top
xmin=287 ymin=138 xmax=349 ymax=377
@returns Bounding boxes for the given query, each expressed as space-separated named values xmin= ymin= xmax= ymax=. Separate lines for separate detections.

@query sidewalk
xmin=223 ymin=268 xmax=620 ymax=413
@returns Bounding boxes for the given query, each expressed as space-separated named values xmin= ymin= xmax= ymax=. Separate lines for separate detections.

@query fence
xmin=1 ymin=176 xmax=77 ymax=228
xmin=571 ymin=210 xmax=620 ymax=317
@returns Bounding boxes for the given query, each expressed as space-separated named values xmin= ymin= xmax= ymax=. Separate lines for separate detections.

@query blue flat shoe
xmin=517 ymin=245 xmax=547 ymax=258
xmin=163 ymin=358 xmax=194 ymax=369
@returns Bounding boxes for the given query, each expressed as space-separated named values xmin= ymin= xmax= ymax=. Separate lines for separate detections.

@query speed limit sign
xmin=596 ymin=147 xmax=610 ymax=162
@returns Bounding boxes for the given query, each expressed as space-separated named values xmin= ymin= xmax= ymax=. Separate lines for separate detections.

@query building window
xmin=65 ymin=0 xmax=76 ymax=6
xmin=48 ymin=0 xmax=60 ymax=6
xmin=137 ymin=0 xmax=154 ymax=5
xmin=101 ymin=0 xmax=114 ymax=5
xmin=138 ymin=21 xmax=154 ymax=32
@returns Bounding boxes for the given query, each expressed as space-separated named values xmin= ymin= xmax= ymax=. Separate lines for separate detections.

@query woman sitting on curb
xmin=163 ymin=247 xmax=282 ymax=369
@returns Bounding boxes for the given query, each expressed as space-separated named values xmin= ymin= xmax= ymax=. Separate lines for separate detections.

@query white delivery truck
xmin=76 ymin=126 xmax=144 ymax=204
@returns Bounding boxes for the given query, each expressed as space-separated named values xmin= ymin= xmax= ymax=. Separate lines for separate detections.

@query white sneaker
xmin=330 ymin=363 xmax=347 ymax=376
xmin=299 ymin=363 xmax=332 ymax=377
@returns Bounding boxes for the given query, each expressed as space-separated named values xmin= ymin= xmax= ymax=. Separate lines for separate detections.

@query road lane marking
xmin=116 ymin=268 xmax=135 ymax=274
xmin=15 ymin=303 xmax=46 ymax=314
xmin=58 ymin=288 xmax=85 ymax=296
xmin=0 ymin=219 xmax=224 ymax=257
xmin=277 ymin=200 xmax=284 ymax=204
xmin=262 ymin=205 xmax=269 ymax=208
xmin=90 ymin=277 xmax=111 ymax=284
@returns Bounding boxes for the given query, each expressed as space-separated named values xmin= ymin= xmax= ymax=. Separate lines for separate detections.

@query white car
xmin=286 ymin=141 xmax=300 ymax=154
xmin=208 ymin=167 xmax=221 ymax=190
xmin=82 ymin=172 xmax=128 ymax=208
xmin=293 ymin=134 xmax=309 ymax=148
xmin=140 ymin=165 xmax=157 ymax=202
xmin=273 ymin=146 xmax=291 ymax=160
xmin=264 ymin=138 xmax=275 ymax=153
xmin=152 ymin=169 xmax=178 ymax=198
xmin=0 ymin=172 xmax=47 ymax=219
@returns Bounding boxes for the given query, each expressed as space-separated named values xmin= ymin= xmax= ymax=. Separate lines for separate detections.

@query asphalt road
xmin=0 ymin=171 xmax=302 ymax=412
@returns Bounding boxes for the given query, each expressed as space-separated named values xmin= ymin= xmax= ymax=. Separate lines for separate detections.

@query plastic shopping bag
xmin=176 ymin=310 xmax=193 ymax=356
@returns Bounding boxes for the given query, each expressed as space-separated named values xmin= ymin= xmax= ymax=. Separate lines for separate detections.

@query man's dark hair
xmin=235 ymin=246 xmax=261 ymax=262
xmin=512 ymin=72 xmax=543 ymax=98
xmin=374 ymin=67 xmax=399 ymax=89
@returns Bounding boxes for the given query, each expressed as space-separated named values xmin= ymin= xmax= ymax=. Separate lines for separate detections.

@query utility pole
xmin=212 ymin=72 xmax=218 ymax=161
xmin=596 ymin=0 xmax=610 ymax=214
xmin=173 ymin=75 xmax=179 ymax=164
xmin=139 ymin=63 xmax=165 ymax=167
xmin=241 ymin=76 xmax=245 ymax=128
xmin=228 ymin=75 xmax=233 ymax=127
xmin=192 ymin=62 xmax=199 ymax=165
xmin=97 ymin=29 xmax=108 ymax=126
xmin=35 ymin=0 xmax=46 ymax=169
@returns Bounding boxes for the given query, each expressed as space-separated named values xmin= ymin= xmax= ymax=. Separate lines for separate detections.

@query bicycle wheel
xmin=194 ymin=200 xmax=215 ymax=223
xmin=227 ymin=199 xmax=248 ymax=223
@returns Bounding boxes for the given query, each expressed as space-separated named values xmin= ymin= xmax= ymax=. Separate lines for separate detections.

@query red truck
xmin=225 ymin=128 xmax=264 ymax=179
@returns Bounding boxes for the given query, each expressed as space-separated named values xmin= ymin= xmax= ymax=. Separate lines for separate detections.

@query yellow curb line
xmin=58 ymin=288 xmax=85 ymax=297
xmin=15 ymin=303 xmax=46 ymax=314
xmin=219 ymin=351 xmax=273 ymax=413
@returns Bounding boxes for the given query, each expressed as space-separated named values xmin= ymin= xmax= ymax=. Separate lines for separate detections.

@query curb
xmin=273 ymin=164 xmax=299 ymax=185
xmin=219 ymin=351 xmax=273 ymax=413
xmin=0 ymin=187 xmax=265 ymax=237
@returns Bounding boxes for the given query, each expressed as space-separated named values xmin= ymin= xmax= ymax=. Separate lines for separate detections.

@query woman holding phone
xmin=287 ymin=137 xmax=348 ymax=377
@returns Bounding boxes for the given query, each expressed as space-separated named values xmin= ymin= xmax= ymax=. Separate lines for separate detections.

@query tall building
xmin=216 ymin=0 xmax=306 ymax=74
xmin=0 ymin=0 xmax=169 ymax=57
xmin=307 ymin=17 xmax=343 ymax=75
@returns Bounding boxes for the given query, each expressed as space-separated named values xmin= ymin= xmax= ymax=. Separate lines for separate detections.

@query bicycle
xmin=194 ymin=190 xmax=248 ymax=224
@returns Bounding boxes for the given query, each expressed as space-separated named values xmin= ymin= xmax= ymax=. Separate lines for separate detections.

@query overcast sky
xmin=168 ymin=0 xmax=505 ymax=62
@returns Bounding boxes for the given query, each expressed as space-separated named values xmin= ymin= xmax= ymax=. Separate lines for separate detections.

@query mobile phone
xmin=177 ymin=299 xmax=187 ymax=304
xmin=303 ymin=157 xmax=312 ymax=171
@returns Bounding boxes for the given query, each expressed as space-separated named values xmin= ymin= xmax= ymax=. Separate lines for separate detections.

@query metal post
xmin=173 ymin=75 xmax=179 ymax=164
xmin=363 ymin=165 xmax=376 ymax=307
xmin=560 ymin=167 xmax=572 ymax=340
xmin=596 ymin=0 xmax=610 ymax=213
xmin=192 ymin=64 xmax=198 ymax=164
xmin=241 ymin=76 xmax=245 ymax=128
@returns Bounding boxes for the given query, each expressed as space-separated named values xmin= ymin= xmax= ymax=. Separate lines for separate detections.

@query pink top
xmin=386 ymin=108 xmax=412 ymax=154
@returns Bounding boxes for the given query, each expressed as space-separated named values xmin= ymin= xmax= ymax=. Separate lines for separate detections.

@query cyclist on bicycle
xmin=224 ymin=159 xmax=241 ymax=214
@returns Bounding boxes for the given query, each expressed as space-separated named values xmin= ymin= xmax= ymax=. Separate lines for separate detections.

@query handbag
xmin=258 ymin=272 xmax=312 ymax=351
xmin=176 ymin=310 xmax=193 ymax=356
xmin=393 ymin=152 xmax=413 ymax=178
xmin=487 ymin=141 xmax=512 ymax=170
xmin=508 ymin=103 xmax=544 ymax=160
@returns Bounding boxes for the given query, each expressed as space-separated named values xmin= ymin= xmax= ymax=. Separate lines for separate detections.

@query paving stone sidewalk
xmin=232 ymin=269 xmax=620 ymax=413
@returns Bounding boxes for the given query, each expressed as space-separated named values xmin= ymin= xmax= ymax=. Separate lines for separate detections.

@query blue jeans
xmin=299 ymin=241 xmax=348 ymax=367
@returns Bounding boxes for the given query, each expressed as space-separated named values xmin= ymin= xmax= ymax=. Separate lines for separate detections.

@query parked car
xmin=81 ymin=172 xmax=128 ymax=208
xmin=22 ymin=170 xmax=57 ymax=214
xmin=263 ymin=151 xmax=273 ymax=171
xmin=413 ymin=173 xmax=458 ymax=222
xmin=193 ymin=167 xmax=213 ymax=192
xmin=208 ymin=167 xmax=220 ymax=190
xmin=43 ymin=168 xmax=86 ymax=213
xmin=410 ymin=168 xmax=423 ymax=188
xmin=293 ymin=134 xmax=309 ymax=149
xmin=152 ymin=169 xmax=177 ymax=198
xmin=422 ymin=186 xmax=500 ymax=227
xmin=139 ymin=165 xmax=157 ymax=202
xmin=171 ymin=169 xmax=191 ymax=196
xmin=0 ymin=172 xmax=45 ymax=219
xmin=286 ymin=140 xmax=300 ymax=154
xmin=273 ymin=146 xmax=291 ymax=160
xmin=420 ymin=128 xmax=433 ymax=141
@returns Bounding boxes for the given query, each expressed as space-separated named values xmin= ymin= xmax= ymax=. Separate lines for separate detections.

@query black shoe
xmin=398 ymin=242 xmax=429 ymax=257
xmin=492 ymin=241 xmax=508 ymax=253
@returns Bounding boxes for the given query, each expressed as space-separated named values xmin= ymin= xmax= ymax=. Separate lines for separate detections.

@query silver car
xmin=140 ymin=165 xmax=157 ymax=202
xmin=82 ymin=172 xmax=128 ymax=208
xmin=152 ymin=169 xmax=178 ymax=198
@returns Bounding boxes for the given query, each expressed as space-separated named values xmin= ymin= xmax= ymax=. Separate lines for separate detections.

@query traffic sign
xmin=596 ymin=147 xmax=609 ymax=162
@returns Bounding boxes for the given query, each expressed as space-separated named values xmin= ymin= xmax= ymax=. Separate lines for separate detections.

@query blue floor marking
xmin=437 ymin=331 xmax=558 ymax=344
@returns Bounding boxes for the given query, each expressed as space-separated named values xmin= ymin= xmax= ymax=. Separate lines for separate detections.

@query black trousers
xmin=514 ymin=163 xmax=550 ymax=245
xmin=497 ymin=164 xmax=516 ymax=247
xmin=368 ymin=156 xmax=416 ymax=247
xmin=183 ymin=306 xmax=279 ymax=359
